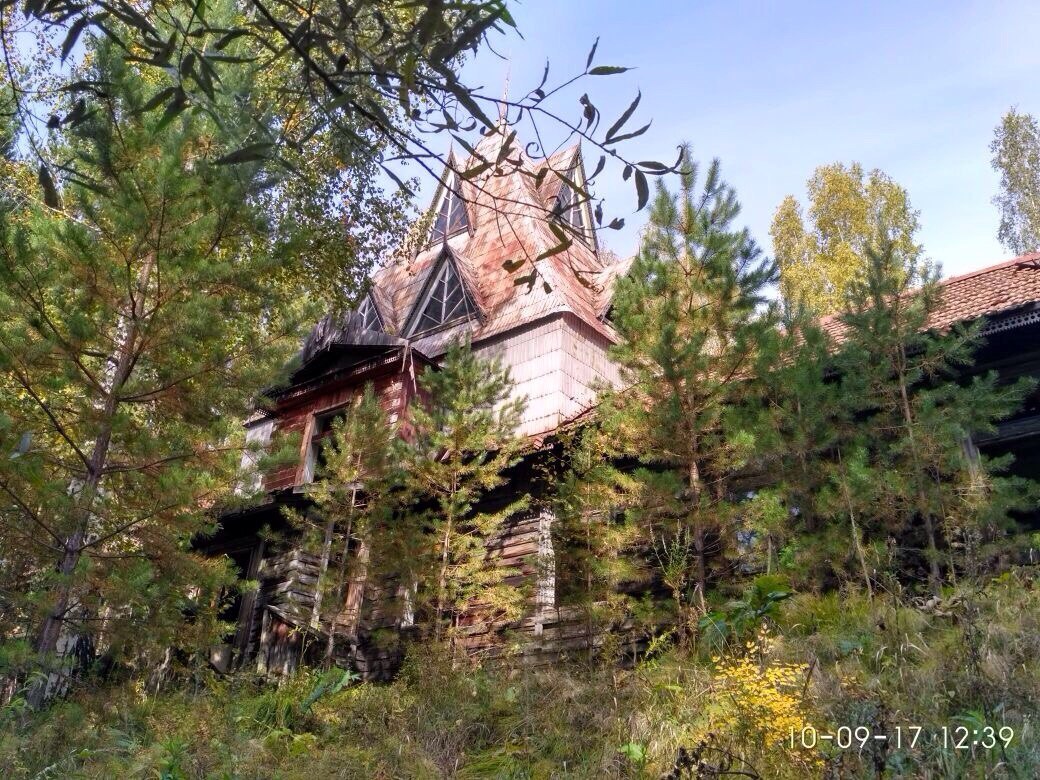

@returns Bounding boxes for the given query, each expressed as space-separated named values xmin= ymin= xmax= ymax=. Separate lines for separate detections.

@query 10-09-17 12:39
xmin=789 ymin=725 xmax=1015 ymax=751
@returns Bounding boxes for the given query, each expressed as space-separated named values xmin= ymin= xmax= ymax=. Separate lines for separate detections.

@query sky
xmin=448 ymin=0 xmax=1040 ymax=278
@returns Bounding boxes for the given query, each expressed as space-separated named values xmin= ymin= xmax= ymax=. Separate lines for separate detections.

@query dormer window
xmin=408 ymin=257 xmax=474 ymax=335
xmin=555 ymin=181 xmax=587 ymax=235
xmin=430 ymin=176 xmax=469 ymax=242
xmin=357 ymin=295 xmax=383 ymax=332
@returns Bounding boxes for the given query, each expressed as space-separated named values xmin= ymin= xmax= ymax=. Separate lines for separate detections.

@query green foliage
xmin=836 ymin=244 xmax=1038 ymax=591
xmin=754 ymin=240 xmax=1038 ymax=597
xmin=300 ymin=667 xmax=359 ymax=713
xmin=698 ymin=575 xmax=792 ymax=652
xmin=991 ymin=107 xmax=1040 ymax=254
xmin=607 ymin=144 xmax=776 ymax=629
xmin=0 ymin=33 xmax=323 ymax=692
xmin=5 ymin=0 xmax=671 ymax=277
xmin=770 ymin=162 xmax=922 ymax=314
xmin=286 ymin=384 xmax=399 ymax=661
xmin=554 ymin=423 xmax=646 ymax=651
xmin=400 ymin=339 xmax=529 ymax=645
xmin=6 ymin=571 xmax=1040 ymax=778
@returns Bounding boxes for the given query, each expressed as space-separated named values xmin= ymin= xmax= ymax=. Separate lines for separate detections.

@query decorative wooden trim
xmin=980 ymin=302 xmax=1040 ymax=336
xmin=534 ymin=508 xmax=556 ymax=637
xmin=295 ymin=413 xmax=317 ymax=486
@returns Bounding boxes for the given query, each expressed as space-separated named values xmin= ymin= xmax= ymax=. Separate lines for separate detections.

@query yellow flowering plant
xmin=708 ymin=625 xmax=823 ymax=772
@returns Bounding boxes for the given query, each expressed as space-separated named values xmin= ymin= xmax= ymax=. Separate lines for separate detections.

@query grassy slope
xmin=3 ymin=569 xmax=1040 ymax=779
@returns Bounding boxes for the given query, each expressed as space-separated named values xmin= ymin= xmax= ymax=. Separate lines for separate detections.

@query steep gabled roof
xmin=366 ymin=134 xmax=630 ymax=356
xmin=821 ymin=252 xmax=1040 ymax=341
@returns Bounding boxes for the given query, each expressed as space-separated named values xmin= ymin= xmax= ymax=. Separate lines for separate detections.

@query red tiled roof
xmin=368 ymin=133 xmax=627 ymax=356
xmin=821 ymin=253 xmax=1040 ymax=340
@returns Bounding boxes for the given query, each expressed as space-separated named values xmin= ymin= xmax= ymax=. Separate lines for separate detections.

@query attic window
xmin=410 ymin=258 xmax=474 ymax=335
xmin=430 ymin=176 xmax=469 ymax=242
xmin=555 ymin=182 xmax=586 ymax=233
xmin=357 ymin=296 xmax=382 ymax=332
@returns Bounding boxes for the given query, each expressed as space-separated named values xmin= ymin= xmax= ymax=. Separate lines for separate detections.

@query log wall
xmin=264 ymin=364 xmax=413 ymax=492
xmin=248 ymin=501 xmax=652 ymax=680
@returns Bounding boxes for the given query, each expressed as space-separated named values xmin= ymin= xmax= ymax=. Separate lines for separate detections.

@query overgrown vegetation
xmin=2 ymin=0 xmax=1039 ymax=776
xmin=3 ymin=569 xmax=1040 ymax=778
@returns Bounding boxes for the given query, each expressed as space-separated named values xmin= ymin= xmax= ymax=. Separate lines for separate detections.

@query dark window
xmin=357 ymin=296 xmax=382 ymax=332
xmin=556 ymin=182 xmax=585 ymax=233
xmin=430 ymin=177 xmax=469 ymax=242
xmin=411 ymin=260 xmax=473 ymax=334
xmin=302 ymin=408 xmax=346 ymax=483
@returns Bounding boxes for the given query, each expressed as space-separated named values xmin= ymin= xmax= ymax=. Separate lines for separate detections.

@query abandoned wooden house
xmin=205 ymin=135 xmax=634 ymax=676
xmin=203 ymin=128 xmax=1040 ymax=678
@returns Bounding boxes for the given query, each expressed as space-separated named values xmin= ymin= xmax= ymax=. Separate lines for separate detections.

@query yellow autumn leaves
xmin=770 ymin=162 xmax=922 ymax=315
xmin=708 ymin=627 xmax=823 ymax=770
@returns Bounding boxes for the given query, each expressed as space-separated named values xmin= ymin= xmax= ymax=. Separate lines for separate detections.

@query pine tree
xmin=289 ymin=385 xmax=399 ymax=665
xmin=835 ymin=244 xmax=1038 ymax=592
xmin=400 ymin=340 xmax=528 ymax=652
xmin=0 ymin=38 xmax=317 ymax=701
xmin=609 ymin=147 xmax=777 ymax=634
xmin=553 ymin=420 xmax=644 ymax=659
xmin=754 ymin=305 xmax=879 ymax=596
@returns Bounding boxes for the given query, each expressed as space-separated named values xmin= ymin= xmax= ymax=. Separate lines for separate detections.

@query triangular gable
xmin=429 ymin=171 xmax=470 ymax=243
xmin=550 ymin=157 xmax=595 ymax=249
xmin=357 ymin=294 xmax=383 ymax=332
xmin=405 ymin=250 xmax=476 ymax=336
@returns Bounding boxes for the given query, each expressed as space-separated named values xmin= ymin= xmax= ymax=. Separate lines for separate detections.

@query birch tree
xmin=771 ymin=163 xmax=921 ymax=315
xmin=991 ymin=107 xmax=1040 ymax=255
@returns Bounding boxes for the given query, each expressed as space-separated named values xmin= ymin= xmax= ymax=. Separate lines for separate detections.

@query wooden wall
xmin=264 ymin=361 xmax=414 ymax=492
xmin=559 ymin=313 xmax=623 ymax=419
xmin=247 ymin=498 xmax=607 ymax=679
xmin=473 ymin=313 xmax=621 ymax=438
xmin=232 ymin=315 xmax=631 ymax=676
xmin=256 ymin=312 xmax=620 ymax=494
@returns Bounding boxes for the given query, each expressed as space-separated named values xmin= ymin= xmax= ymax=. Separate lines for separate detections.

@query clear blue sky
xmin=455 ymin=0 xmax=1040 ymax=277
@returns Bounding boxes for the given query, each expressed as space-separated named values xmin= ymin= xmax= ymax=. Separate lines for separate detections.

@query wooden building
xmin=203 ymin=131 xmax=1040 ymax=676
xmin=205 ymin=135 xmax=635 ymax=675
xmin=819 ymin=253 xmax=1040 ymax=495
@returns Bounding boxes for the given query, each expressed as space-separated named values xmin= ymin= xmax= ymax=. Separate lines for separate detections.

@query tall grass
xmin=3 ymin=569 xmax=1039 ymax=778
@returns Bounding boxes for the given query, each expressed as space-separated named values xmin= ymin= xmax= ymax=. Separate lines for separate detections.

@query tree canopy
xmin=607 ymin=146 xmax=777 ymax=631
xmin=770 ymin=162 xmax=922 ymax=315
xmin=0 ymin=0 xmax=672 ymax=287
xmin=0 ymin=31 xmax=322 ymax=702
xmin=991 ymin=107 xmax=1040 ymax=255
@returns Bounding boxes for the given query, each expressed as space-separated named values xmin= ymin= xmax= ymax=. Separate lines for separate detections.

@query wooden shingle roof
xmin=367 ymin=134 xmax=627 ymax=357
xmin=821 ymin=253 xmax=1040 ymax=341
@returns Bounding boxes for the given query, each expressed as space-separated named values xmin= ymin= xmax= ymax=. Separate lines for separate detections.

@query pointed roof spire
xmin=497 ymin=60 xmax=511 ymax=126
